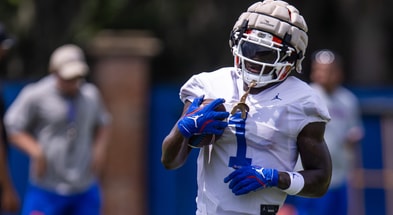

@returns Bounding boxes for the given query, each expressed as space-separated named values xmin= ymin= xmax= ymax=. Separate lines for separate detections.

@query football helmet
xmin=230 ymin=0 xmax=308 ymax=88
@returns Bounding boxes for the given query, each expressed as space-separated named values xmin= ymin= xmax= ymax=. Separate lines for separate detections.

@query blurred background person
xmin=282 ymin=49 xmax=364 ymax=215
xmin=4 ymin=44 xmax=111 ymax=215
xmin=0 ymin=22 xmax=20 ymax=214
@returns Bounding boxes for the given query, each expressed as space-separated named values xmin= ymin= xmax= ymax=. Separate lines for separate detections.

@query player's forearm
xmin=296 ymin=169 xmax=331 ymax=197
xmin=277 ymin=169 xmax=330 ymax=197
xmin=296 ymin=146 xmax=332 ymax=197
xmin=161 ymin=126 xmax=191 ymax=170
xmin=8 ymin=132 xmax=42 ymax=159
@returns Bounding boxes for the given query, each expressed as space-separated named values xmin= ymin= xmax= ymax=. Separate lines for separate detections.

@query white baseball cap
xmin=49 ymin=44 xmax=89 ymax=80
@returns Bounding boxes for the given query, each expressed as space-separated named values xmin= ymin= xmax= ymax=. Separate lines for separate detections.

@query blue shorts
xmin=21 ymin=183 xmax=101 ymax=215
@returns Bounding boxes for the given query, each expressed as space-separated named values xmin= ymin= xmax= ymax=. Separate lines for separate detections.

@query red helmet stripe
xmin=272 ymin=36 xmax=282 ymax=44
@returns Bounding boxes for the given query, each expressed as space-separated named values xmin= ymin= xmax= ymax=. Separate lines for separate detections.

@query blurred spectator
xmin=282 ymin=49 xmax=364 ymax=215
xmin=4 ymin=44 xmax=111 ymax=215
xmin=0 ymin=22 xmax=20 ymax=214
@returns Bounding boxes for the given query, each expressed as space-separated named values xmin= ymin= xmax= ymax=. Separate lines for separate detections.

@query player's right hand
xmin=177 ymin=96 xmax=229 ymax=138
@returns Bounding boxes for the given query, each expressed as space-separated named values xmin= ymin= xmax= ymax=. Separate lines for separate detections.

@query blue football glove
xmin=224 ymin=166 xmax=279 ymax=195
xmin=177 ymin=96 xmax=229 ymax=138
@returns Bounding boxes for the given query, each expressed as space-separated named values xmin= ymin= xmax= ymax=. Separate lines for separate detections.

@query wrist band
xmin=283 ymin=171 xmax=304 ymax=195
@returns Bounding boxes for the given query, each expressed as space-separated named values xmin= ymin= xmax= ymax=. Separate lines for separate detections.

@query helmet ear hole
xmin=229 ymin=19 xmax=249 ymax=49
xmin=282 ymin=51 xmax=298 ymax=64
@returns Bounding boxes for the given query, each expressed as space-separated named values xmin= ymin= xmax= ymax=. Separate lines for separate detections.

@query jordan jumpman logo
xmin=187 ymin=114 xmax=204 ymax=128
xmin=272 ymin=93 xmax=282 ymax=101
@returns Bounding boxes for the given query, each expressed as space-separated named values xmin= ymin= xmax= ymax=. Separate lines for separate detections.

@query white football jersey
xmin=180 ymin=67 xmax=330 ymax=215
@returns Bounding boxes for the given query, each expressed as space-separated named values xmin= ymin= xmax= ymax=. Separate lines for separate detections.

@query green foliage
xmin=1 ymin=0 xmax=386 ymax=85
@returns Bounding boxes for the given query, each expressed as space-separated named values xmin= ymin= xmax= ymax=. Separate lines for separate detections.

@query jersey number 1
xmin=228 ymin=111 xmax=252 ymax=168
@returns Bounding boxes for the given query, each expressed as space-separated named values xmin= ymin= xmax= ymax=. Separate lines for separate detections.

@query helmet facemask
xmin=233 ymin=29 xmax=297 ymax=88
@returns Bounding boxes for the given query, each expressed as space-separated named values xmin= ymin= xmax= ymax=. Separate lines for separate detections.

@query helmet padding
xmin=230 ymin=0 xmax=308 ymax=73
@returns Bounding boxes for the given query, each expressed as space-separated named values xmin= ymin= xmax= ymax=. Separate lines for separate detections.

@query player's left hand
xmin=224 ymin=166 xmax=278 ymax=195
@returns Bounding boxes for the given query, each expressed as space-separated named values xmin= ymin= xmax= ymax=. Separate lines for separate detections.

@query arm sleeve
xmin=288 ymin=94 xmax=331 ymax=137
xmin=179 ymin=74 xmax=206 ymax=103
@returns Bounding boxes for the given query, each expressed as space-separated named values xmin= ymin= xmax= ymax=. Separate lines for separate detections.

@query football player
xmin=161 ymin=1 xmax=332 ymax=214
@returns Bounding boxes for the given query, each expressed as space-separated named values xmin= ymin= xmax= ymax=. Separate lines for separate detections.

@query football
xmin=201 ymin=98 xmax=226 ymax=112
xmin=187 ymin=98 xmax=227 ymax=148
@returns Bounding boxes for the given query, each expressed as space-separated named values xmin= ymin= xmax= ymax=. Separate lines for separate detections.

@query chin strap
xmin=231 ymin=80 xmax=257 ymax=119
